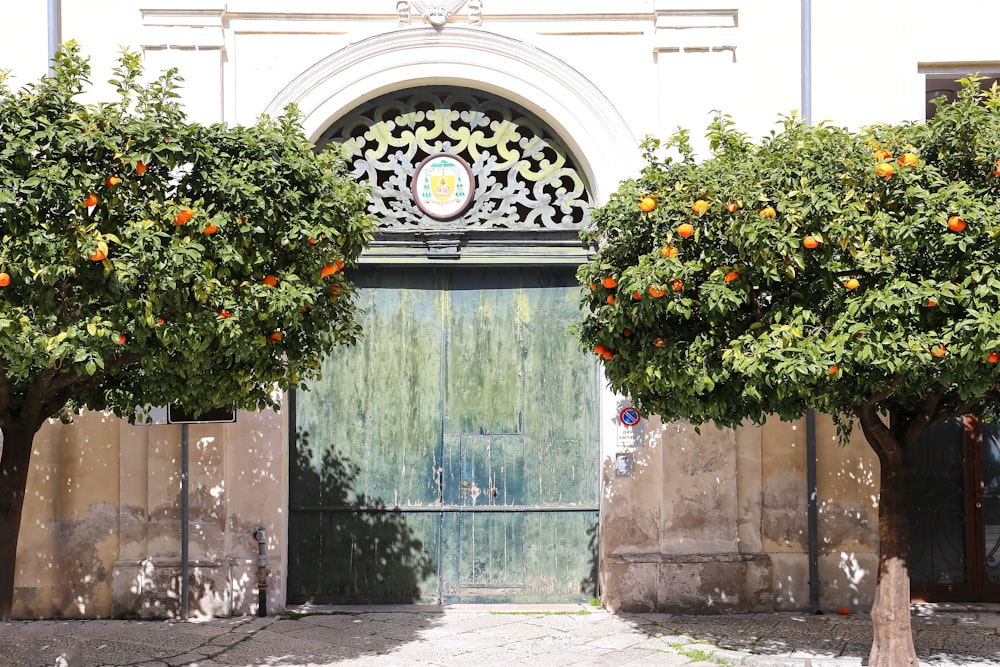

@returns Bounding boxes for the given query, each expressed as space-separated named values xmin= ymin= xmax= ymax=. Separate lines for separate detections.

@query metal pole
xmin=801 ymin=0 xmax=812 ymax=124
xmin=807 ymin=410 xmax=820 ymax=613
xmin=181 ymin=423 xmax=190 ymax=620
xmin=801 ymin=0 xmax=820 ymax=614
xmin=47 ymin=0 xmax=61 ymax=76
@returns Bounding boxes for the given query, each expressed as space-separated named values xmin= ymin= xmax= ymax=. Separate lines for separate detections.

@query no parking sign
xmin=619 ymin=406 xmax=641 ymax=427
xmin=616 ymin=403 xmax=644 ymax=448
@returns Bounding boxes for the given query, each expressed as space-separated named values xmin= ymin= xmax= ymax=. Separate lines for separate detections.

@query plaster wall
xmin=0 ymin=0 xmax=994 ymax=618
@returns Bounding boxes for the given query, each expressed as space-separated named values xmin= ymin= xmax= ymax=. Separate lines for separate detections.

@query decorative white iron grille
xmin=319 ymin=87 xmax=593 ymax=234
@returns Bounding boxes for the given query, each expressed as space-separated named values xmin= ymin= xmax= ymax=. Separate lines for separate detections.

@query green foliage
xmin=577 ymin=77 xmax=1000 ymax=438
xmin=0 ymin=43 xmax=374 ymax=425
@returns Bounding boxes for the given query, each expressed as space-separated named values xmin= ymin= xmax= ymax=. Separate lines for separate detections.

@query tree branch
xmin=20 ymin=367 xmax=59 ymax=429
xmin=854 ymin=374 xmax=902 ymax=464
xmin=901 ymin=385 xmax=946 ymax=448
xmin=36 ymin=382 xmax=97 ymax=432
xmin=44 ymin=352 xmax=143 ymax=396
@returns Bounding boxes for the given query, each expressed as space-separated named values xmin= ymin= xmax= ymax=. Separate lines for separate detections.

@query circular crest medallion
xmin=411 ymin=153 xmax=475 ymax=220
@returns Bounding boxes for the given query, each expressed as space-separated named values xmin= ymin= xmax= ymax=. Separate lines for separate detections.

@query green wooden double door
xmin=289 ymin=266 xmax=600 ymax=604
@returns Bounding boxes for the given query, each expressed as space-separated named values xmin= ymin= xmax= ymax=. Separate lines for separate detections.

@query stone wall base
xmin=603 ymin=553 xmax=774 ymax=613
xmin=110 ymin=559 xmax=281 ymax=619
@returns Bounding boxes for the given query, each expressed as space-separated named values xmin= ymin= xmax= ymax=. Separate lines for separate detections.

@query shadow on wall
xmin=288 ymin=430 xmax=435 ymax=604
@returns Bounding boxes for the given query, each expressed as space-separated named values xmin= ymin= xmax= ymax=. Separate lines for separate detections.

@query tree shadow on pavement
xmin=620 ymin=610 xmax=1000 ymax=665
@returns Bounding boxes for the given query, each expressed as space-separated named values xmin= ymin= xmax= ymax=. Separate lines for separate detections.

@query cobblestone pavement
xmin=1 ymin=604 xmax=999 ymax=667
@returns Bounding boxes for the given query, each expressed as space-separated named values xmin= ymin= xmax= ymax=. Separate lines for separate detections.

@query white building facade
xmin=1 ymin=1 xmax=998 ymax=618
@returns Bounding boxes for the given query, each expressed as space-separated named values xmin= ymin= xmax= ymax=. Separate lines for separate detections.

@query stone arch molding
xmin=265 ymin=27 xmax=639 ymax=203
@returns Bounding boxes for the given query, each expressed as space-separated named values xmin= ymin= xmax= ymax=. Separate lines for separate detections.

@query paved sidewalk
xmin=1 ymin=604 xmax=999 ymax=667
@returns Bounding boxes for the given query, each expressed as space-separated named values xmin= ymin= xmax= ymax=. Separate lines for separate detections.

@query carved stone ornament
xmin=398 ymin=1 xmax=482 ymax=27
xmin=320 ymin=87 xmax=592 ymax=233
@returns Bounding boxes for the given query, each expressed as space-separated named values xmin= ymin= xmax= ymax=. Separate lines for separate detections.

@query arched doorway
xmin=287 ymin=88 xmax=601 ymax=604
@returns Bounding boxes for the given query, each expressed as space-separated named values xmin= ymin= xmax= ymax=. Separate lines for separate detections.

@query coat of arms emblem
xmin=412 ymin=153 xmax=475 ymax=220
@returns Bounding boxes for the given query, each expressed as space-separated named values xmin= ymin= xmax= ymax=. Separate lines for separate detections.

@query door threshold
xmin=284 ymin=602 xmax=602 ymax=615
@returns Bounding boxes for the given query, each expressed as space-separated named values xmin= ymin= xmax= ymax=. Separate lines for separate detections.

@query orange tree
xmin=577 ymin=76 xmax=1000 ymax=667
xmin=0 ymin=43 xmax=373 ymax=620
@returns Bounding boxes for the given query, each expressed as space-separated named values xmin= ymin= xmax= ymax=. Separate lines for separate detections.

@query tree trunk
xmin=865 ymin=427 xmax=919 ymax=667
xmin=0 ymin=422 xmax=34 ymax=621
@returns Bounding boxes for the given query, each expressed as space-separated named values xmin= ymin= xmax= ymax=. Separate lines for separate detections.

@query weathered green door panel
xmin=437 ymin=510 xmax=599 ymax=603
xmin=518 ymin=276 xmax=601 ymax=507
xmin=287 ymin=509 xmax=438 ymax=604
xmin=446 ymin=274 xmax=524 ymax=436
xmin=441 ymin=434 xmax=526 ymax=507
xmin=289 ymin=267 xmax=599 ymax=604
xmin=445 ymin=513 xmax=527 ymax=592
xmin=295 ymin=270 xmax=444 ymax=507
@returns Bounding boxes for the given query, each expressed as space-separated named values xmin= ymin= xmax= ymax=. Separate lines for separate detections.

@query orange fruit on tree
xmin=724 ymin=271 xmax=740 ymax=284
xmin=309 ymin=237 xmax=318 ymax=244
xmin=875 ymin=163 xmax=895 ymax=180
xmin=263 ymin=274 xmax=278 ymax=287
xmin=927 ymin=299 xmax=937 ymax=307
xmin=898 ymin=152 xmax=918 ymax=167
xmin=759 ymin=206 xmax=776 ymax=219
xmin=671 ymin=279 xmax=683 ymax=292
xmin=844 ymin=278 xmax=859 ymax=290
xmin=156 ymin=317 xmax=165 ymax=327
xmin=654 ymin=337 xmax=665 ymax=347
xmin=269 ymin=331 xmax=283 ymax=345
xmin=931 ymin=345 xmax=947 ymax=358
xmin=648 ymin=285 xmax=666 ymax=298
xmin=594 ymin=344 xmax=607 ymax=356
xmin=219 ymin=309 xmax=232 ymax=318
xmin=104 ymin=176 xmax=122 ymax=188
xmin=802 ymin=235 xmax=819 ymax=249
xmin=601 ymin=350 xmax=614 ymax=360
xmin=828 ymin=364 xmax=839 ymax=375
xmin=725 ymin=199 xmax=739 ymax=213
xmin=993 ymin=160 xmax=1000 ymax=177
xmin=632 ymin=290 xmax=641 ymax=300
xmin=602 ymin=276 xmax=618 ymax=289
xmin=677 ymin=223 xmax=694 ymax=238
xmin=989 ymin=352 xmax=999 ymax=363
xmin=623 ymin=329 xmax=631 ymax=337
xmin=175 ymin=207 xmax=193 ymax=225
xmin=589 ymin=283 xmax=597 ymax=291
xmin=115 ymin=333 xmax=126 ymax=345
xmin=947 ymin=216 xmax=966 ymax=232
xmin=0 ymin=272 xmax=9 ymax=287
xmin=661 ymin=246 xmax=679 ymax=258
xmin=639 ymin=197 xmax=656 ymax=213
xmin=321 ymin=264 xmax=338 ymax=279
xmin=90 ymin=249 xmax=106 ymax=261
xmin=874 ymin=149 xmax=892 ymax=161
xmin=84 ymin=193 xmax=98 ymax=207
xmin=136 ymin=161 xmax=147 ymax=175
xmin=203 ymin=223 xmax=219 ymax=235
xmin=692 ymin=199 xmax=709 ymax=215
xmin=606 ymin=295 xmax=615 ymax=305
